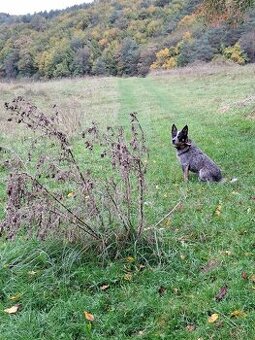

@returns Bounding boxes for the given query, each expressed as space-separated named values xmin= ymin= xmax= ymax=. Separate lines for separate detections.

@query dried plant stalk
xmin=1 ymin=97 xmax=148 ymax=244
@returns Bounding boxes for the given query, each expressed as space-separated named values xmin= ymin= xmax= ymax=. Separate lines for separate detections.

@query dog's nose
xmin=172 ymin=138 xmax=176 ymax=144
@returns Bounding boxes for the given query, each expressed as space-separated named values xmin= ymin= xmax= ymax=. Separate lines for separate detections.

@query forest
xmin=0 ymin=0 xmax=254 ymax=79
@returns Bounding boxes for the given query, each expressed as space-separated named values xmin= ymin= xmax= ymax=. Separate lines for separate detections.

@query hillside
xmin=0 ymin=0 xmax=254 ymax=79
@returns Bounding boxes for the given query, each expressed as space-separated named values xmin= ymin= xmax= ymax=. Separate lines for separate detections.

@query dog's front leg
xmin=182 ymin=164 xmax=189 ymax=182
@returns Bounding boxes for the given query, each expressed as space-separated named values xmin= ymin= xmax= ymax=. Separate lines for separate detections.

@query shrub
xmin=1 ymin=97 xmax=149 ymax=253
xmin=239 ymin=30 xmax=255 ymax=63
xmin=222 ymin=43 xmax=248 ymax=65
xmin=150 ymin=48 xmax=177 ymax=70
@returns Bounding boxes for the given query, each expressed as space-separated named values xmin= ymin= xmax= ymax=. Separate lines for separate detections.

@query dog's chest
xmin=177 ymin=146 xmax=205 ymax=171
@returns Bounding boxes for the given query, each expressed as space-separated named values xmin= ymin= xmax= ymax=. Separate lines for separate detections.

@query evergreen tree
xmin=71 ymin=47 xmax=91 ymax=76
xmin=4 ymin=49 xmax=19 ymax=78
xmin=117 ymin=38 xmax=140 ymax=76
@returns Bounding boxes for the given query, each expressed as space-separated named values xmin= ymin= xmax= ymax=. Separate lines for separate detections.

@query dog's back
xmin=177 ymin=143 xmax=222 ymax=182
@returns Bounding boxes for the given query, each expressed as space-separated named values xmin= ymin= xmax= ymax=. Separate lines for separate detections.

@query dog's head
xmin=171 ymin=124 xmax=190 ymax=148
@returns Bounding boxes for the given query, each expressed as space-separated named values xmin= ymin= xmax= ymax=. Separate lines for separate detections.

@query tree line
xmin=0 ymin=0 xmax=254 ymax=79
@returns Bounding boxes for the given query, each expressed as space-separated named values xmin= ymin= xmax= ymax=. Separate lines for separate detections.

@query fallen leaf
xmin=214 ymin=201 xmax=222 ymax=216
xmin=28 ymin=270 xmax=37 ymax=276
xmin=124 ymin=273 xmax=132 ymax=281
xmin=138 ymin=264 xmax=146 ymax=271
xmin=250 ymin=274 xmax=255 ymax=283
xmin=208 ymin=313 xmax=219 ymax=323
xmin=126 ymin=256 xmax=135 ymax=263
xmin=201 ymin=259 xmax=220 ymax=273
xmin=4 ymin=304 xmax=20 ymax=314
xmin=180 ymin=254 xmax=186 ymax=260
xmin=100 ymin=284 xmax=109 ymax=291
xmin=158 ymin=286 xmax=166 ymax=296
xmin=215 ymin=285 xmax=228 ymax=302
xmin=163 ymin=218 xmax=171 ymax=227
xmin=67 ymin=192 xmax=75 ymax=197
xmin=84 ymin=311 xmax=95 ymax=322
xmin=186 ymin=324 xmax=196 ymax=332
xmin=9 ymin=293 xmax=22 ymax=301
xmin=230 ymin=310 xmax=247 ymax=318
xmin=242 ymin=272 xmax=248 ymax=280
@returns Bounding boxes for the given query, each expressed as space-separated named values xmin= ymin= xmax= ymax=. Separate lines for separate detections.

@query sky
xmin=0 ymin=0 xmax=93 ymax=15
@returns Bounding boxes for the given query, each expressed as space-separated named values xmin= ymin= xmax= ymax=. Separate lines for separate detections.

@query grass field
xmin=0 ymin=64 xmax=255 ymax=339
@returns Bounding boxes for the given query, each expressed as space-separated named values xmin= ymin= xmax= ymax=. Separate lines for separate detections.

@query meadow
xmin=0 ymin=64 xmax=255 ymax=339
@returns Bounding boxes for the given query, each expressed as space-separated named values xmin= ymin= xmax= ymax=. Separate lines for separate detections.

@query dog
xmin=171 ymin=124 xmax=222 ymax=182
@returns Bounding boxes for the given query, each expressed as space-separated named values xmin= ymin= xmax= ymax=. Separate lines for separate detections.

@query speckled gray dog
xmin=171 ymin=124 xmax=222 ymax=182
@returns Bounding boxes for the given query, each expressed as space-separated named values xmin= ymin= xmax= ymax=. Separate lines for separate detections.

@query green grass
xmin=0 ymin=64 xmax=255 ymax=339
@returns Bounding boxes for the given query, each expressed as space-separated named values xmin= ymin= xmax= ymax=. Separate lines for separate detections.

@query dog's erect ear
xmin=171 ymin=124 xmax=177 ymax=137
xmin=181 ymin=125 xmax=188 ymax=136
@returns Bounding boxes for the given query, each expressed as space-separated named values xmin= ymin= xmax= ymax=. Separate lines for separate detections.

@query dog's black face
xmin=171 ymin=124 xmax=189 ymax=148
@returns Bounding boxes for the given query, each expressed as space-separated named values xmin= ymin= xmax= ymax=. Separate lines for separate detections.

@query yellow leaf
xmin=124 ymin=273 xmax=132 ymax=281
xmin=230 ymin=310 xmax=247 ymax=318
xmin=84 ymin=311 xmax=95 ymax=322
xmin=4 ymin=304 xmax=20 ymax=314
xmin=126 ymin=256 xmax=135 ymax=263
xmin=67 ymin=192 xmax=75 ymax=198
xmin=28 ymin=270 xmax=37 ymax=276
xmin=180 ymin=254 xmax=186 ymax=260
xmin=250 ymin=274 xmax=255 ymax=283
xmin=215 ymin=201 xmax=222 ymax=216
xmin=9 ymin=293 xmax=22 ymax=301
xmin=186 ymin=324 xmax=196 ymax=332
xmin=208 ymin=313 xmax=219 ymax=323
xmin=163 ymin=218 xmax=171 ymax=227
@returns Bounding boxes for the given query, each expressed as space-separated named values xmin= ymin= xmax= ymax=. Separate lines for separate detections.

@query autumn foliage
xmin=0 ymin=0 xmax=254 ymax=78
